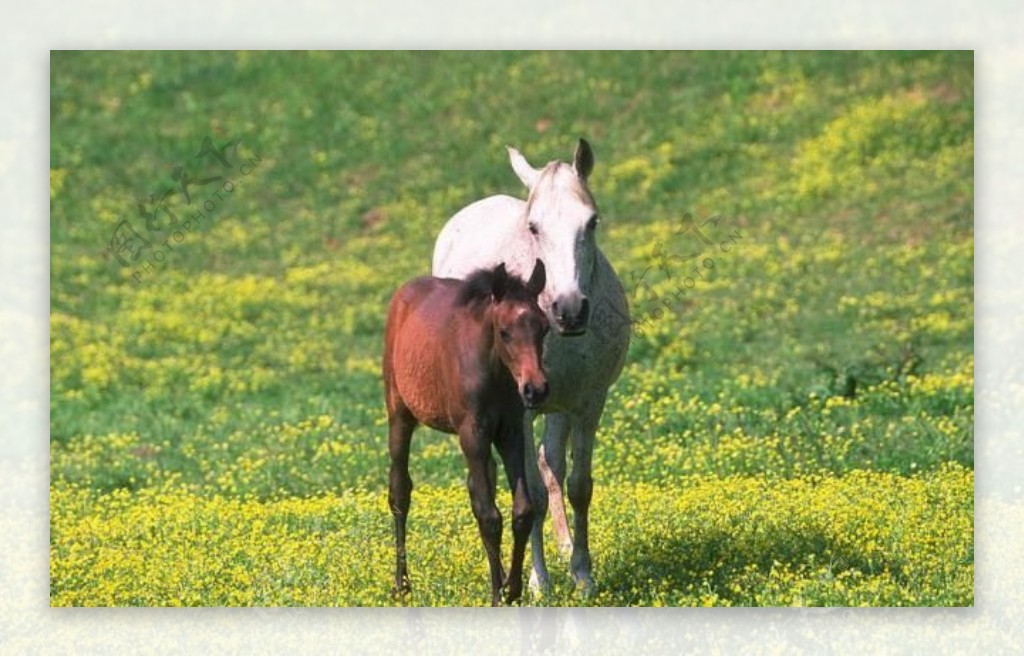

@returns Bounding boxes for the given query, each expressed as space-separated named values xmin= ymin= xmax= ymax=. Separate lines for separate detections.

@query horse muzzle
xmin=551 ymin=296 xmax=589 ymax=336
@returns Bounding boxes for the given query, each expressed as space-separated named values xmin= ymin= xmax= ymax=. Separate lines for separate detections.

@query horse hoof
xmin=528 ymin=570 xmax=552 ymax=597
xmin=574 ymin=574 xmax=596 ymax=598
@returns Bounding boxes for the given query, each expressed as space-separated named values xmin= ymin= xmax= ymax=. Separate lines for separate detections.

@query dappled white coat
xmin=432 ymin=140 xmax=630 ymax=594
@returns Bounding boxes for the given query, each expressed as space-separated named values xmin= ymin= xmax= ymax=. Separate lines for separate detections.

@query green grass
xmin=50 ymin=50 xmax=973 ymax=606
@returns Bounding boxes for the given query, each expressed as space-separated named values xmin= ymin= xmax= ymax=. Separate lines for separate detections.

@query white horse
xmin=432 ymin=139 xmax=630 ymax=595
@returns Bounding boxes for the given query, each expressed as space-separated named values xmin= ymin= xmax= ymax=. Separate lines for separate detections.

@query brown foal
xmin=382 ymin=260 xmax=549 ymax=605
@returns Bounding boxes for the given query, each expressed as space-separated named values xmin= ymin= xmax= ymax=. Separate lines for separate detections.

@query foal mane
xmin=454 ymin=266 xmax=534 ymax=310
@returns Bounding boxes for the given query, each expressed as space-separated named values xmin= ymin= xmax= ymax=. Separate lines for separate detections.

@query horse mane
xmin=454 ymin=265 xmax=533 ymax=309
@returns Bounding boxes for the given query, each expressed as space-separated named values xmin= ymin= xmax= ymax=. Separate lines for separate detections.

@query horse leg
xmin=539 ymin=412 xmax=572 ymax=556
xmin=495 ymin=426 xmax=534 ymax=604
xmin=388 ymin=406 xmax=416 ymax=598
xmin=566 ymin=408 xmax=602 ymax=595
xmin=522 ymin=410 xmax=552 ymax=595
xmin=461 ymin=429 xmax=504 ymax=606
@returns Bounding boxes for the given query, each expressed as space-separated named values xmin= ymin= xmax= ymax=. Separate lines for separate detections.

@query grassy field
xmin=50 ymin=51 xmax=973 ymax=606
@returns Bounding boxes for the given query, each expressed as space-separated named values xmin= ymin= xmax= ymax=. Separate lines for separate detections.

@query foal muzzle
xmin=522 ymin=381 xmax=550 ymax=409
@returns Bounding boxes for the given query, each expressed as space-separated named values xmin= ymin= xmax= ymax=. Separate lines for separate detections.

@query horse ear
xmin=491 ymin=263 xmax=509 ymax=303
xmin=527 ymin=259 xmax=546 ymax=297
xmin=573 ymin=138 xmax=594 ymax=181
xmin=508 ymin=145 xmax=540 ymax=190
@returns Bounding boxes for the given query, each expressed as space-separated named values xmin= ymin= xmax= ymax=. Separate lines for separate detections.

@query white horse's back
xmin=432 ymin=194 xmax=529 ymax=279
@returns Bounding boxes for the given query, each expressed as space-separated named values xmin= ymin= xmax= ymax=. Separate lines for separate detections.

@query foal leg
xmin=487 ymin=451 xmax=498 ymax=501
xmin=461 ymin=430 xmax=504 ymax=606
xmin=495 ymin=426 xmax=534 ymax=604
xmin=388 ymin=406 xmax=416 ymax=597
xmin=539 ymin=412 xmax=572 ymax=556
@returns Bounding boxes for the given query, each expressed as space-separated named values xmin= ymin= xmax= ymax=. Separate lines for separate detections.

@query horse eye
xmin=499 ymin=329 xmax=512 ymax=343
xmin=528 ymin=222 xmax=539 ymax=236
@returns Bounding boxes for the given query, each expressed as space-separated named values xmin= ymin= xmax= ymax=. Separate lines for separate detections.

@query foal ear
xmin=573 ymin=138 xmax=594 ymax=181
xmin=491 ymin=263 xmax=509 ymax=303
xmin=508 ymin=145 xmax=540 ymax=190
xmin=526 ymin=259 xmax=546 ymax=297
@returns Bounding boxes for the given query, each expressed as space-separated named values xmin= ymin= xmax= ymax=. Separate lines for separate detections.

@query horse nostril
xmin=524 ymin=382 xmax=534 ymax=400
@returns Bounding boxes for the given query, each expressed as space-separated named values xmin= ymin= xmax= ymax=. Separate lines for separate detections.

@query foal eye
xmin=499 ymin=329 xmax=512 ymax=343
xmin=528 ymin=222 xmax=539 ymax=236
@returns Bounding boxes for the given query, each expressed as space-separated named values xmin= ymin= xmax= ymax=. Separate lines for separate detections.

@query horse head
xmin=508 ymin=139 xmax=598 ymax=336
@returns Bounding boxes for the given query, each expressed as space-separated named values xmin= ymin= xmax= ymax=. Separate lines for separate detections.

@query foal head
xmin=458 ymin=260 xmax=549 ymax=409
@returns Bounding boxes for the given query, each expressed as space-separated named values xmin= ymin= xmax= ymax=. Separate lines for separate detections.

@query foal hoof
xmin=502 ymin=585 xmax=524 ymax=606
xmin=392 ymin=578 xmax=412 ymax=603
xmin=501 ymin=577 xmax=524 ymax=605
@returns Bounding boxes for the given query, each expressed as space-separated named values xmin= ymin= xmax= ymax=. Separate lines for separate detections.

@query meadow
xmin=50 ymin=51 xmax=974 ymax=606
